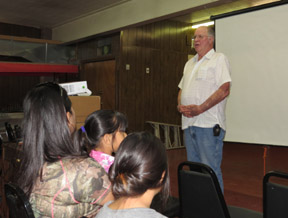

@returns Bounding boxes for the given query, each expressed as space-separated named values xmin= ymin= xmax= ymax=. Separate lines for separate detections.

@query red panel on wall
xmin=0 ymin=62 xmax=78 ymax=76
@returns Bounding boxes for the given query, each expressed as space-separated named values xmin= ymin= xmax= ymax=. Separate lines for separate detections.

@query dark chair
xmin=263 ymin=171 xmax=288 ymax=218
xmin=178 ymin=161 xmax=262 ymax=218
xmin=151 ymin=192 xmax=180 ymax=217
xmin=4 ymin=183 xmax=35 ymax=218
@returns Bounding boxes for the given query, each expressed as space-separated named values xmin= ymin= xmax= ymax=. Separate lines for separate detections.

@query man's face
xmin=193 ymin=27 xmax=214 ymax=56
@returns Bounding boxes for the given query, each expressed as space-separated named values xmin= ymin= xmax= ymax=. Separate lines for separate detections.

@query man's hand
xmin=177 ymin=82 xmax=230 ymax=118
xmin=178 ymin=104 xmax=202 ymax=118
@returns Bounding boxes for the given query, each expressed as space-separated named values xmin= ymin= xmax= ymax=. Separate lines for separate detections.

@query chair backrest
xmin=263 ymin=171 xmax=288 ymax=218
xmin=4 ymin=183 xmax=35 ymax=218
xmin=178 ymin=161 xmax=230 ymax=218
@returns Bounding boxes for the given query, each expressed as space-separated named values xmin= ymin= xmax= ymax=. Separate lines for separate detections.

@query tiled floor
xmin=167 ymin=142 xmax=288 ymax=213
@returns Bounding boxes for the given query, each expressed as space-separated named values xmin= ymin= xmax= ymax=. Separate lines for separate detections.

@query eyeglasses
xmin=193 ymin=35 xmax=210 ymax=40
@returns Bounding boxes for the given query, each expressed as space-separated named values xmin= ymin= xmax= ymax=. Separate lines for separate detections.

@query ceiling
xmin=172 ymin=0 xmax=280 ymax=24
xmin=0 ymin=0 xmax=131 ymax=28
xmin=0 ymin=0 xmax=280 ymax=29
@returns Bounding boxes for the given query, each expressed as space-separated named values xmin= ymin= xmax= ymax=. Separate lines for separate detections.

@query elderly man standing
xmin=177 ymin=26 xmax=231 ymax=191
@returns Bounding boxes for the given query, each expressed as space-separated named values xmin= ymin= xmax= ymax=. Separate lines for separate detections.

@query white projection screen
xmin=213 ymin=2 xmax=288 ymax=146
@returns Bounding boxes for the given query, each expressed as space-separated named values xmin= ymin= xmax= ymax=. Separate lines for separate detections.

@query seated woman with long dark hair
xmin=16 ymin=82 xmax=113 ymax=218
xmin=96 ymin=131 xmax=170 ymax=218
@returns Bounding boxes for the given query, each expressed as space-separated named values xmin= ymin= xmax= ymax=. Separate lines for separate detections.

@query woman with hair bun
xmin=96 ymin=131 xmax=170 ymax=218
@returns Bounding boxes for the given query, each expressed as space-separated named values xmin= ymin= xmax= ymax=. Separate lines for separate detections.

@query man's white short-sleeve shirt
xmin=178 ymin=49 xmax=231 ymax=130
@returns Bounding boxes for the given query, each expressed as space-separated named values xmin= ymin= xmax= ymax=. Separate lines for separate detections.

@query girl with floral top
xmin=74 ymin=110 xmax=128 ymax=172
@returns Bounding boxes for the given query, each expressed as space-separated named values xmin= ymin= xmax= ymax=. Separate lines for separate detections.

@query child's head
xmin=109 ymin=132 xmax=170 ymax=202
xmin=77 ymin=110 xmax=128 ymax=154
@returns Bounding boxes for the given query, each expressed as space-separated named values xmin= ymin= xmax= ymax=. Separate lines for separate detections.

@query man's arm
xmin=181 ymin=82 xmax=230 ymax=117
xmin=177 ymin=89 xmax=182 ymax=111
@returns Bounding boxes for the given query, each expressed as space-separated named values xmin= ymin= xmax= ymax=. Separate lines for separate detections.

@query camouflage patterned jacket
xmin=29 ymin=157 xmax=111 ymax=218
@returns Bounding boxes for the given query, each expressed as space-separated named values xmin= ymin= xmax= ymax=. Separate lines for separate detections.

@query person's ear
xmin=103 ymin=133 xmax=113 ymax=145
xmin=160 ymin=171 xmax=166 ymax=183
xmin=208 ymin=36 xmax=214 ymax=45
xmin=66 ymin=110 xmax=76 ymax=133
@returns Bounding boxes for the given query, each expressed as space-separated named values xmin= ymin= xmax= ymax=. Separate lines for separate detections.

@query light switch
xmin=146 ymin=67 xmax=150 ymax=74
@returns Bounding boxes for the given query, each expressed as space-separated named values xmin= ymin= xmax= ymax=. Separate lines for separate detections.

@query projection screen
xmin=212 ymin=1 xmax=288 ymax=146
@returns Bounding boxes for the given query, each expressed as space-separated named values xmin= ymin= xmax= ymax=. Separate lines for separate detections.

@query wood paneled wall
xmin=77 ymin=33 xmax=120 ymax=61
xmin=0 ymin=22 xmax=75 ymax=112
xmin=0 ymin=20 xmax=193 ymax=133
xmin=0 ymin=74 xmax=79 ymax=113
xmin=76 ymin=20 xmax=193 ymax=132
xmin=119 ymin=20 xmax=193 ymax=132
xmin=0 ymin=22 xmax=49 ymax=39
xmin=0 ymin=23 xmax=41 ymax=112
xmin=0 ymin=76 xmax=39 ymax=112
xmin=0 ymin=22 xmax=40 ymax=38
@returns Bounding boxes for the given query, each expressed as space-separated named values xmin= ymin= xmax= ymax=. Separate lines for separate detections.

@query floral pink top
xmin=89 ymin=150 xmax=114 ymax=173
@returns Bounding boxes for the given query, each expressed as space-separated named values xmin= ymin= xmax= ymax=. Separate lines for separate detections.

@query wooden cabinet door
xmin=81 ymin=60 xmax=116 ymax=110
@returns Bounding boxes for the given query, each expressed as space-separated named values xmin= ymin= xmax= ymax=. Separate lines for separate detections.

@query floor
xmin=167 ymin=142 xmax=288 ymax=213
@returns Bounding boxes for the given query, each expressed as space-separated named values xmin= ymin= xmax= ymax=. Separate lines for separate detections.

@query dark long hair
xmin=17 ymin=82 xmax=82 ymax=196
xmin=74 ymin=110 xmax=128 ymax=154
xmin=109 ymin=132 xmax=170 ymax=203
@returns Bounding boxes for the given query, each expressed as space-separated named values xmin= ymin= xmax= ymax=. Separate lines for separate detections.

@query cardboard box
xmin=69 ymin=96 xmax=101 ymax=129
